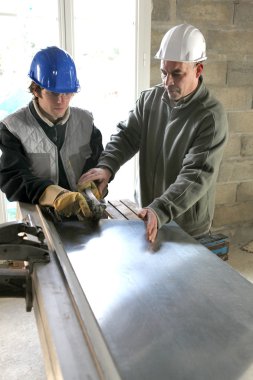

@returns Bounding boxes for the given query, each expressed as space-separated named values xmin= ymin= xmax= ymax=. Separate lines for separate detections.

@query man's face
xmin=160 ymin=60 xmax=203 ymax=101
xmin=35 ymin=89 xmax=74 ymax=122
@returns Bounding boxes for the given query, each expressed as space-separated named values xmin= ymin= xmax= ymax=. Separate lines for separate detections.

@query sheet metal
xmin=55 ymin=219 xmax=253 ymax=380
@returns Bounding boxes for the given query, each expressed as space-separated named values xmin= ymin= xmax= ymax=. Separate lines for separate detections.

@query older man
xmin=79 ymin=24 xmax=228 ymax=241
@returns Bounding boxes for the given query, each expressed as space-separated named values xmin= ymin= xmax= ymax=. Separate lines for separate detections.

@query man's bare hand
xmin=78 ymin=168 xmax=112 ymax=196
xmin=138 ymin=208 xmax=158 ymax=243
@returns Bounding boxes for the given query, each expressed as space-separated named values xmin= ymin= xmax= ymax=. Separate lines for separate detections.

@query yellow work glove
xmin=77 ymin=181 xmax=101 ymax=200
xmin=53 ymin=191 xmax=92 ymax=218
xmin=39 ymin=185 xmax=92 ymax=218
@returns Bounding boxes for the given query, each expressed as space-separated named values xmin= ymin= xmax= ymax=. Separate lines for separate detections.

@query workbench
xmin=3 ymin=200 xmax=253 ymax=380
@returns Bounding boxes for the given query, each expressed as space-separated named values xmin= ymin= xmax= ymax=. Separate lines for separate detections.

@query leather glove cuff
xmin=39 ymin=185 xmax=68 ymax=207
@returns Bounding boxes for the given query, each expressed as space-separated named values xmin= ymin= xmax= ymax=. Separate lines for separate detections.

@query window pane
xmin=73 ymin=0 xmax=136 ymax=200
xmin=0 ymin=0 xmax=59 ymax=220
xmin=0 ymin=0 xmax=59 ymax=119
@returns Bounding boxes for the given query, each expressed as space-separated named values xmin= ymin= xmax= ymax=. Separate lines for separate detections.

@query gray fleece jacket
xmin=98 ymin=76 xmax=228 ymax=237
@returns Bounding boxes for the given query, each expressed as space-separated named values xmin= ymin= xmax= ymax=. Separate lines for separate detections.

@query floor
xmin=0 ymin=298 xmax=46 ymax=380
xmin=1 ymin=228 xmax=253 ymax=380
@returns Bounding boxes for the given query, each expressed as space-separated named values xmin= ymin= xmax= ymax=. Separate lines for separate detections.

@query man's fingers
xmin=79 ymin=172 xmax=97 ymax=184
xmin=147 ymin=224 xmax=157 ymax=243
xmin=138 ymin=208 xmax=158 ymax=243
xmin=137 ymin=209 xmax=148 ymax=219
xmin=97 ymin=182 xmax=107 ymax=196
xmin=78 ymin=169 xmax=101 ymax=184
xmin=78 ymin=168 xmax=112 ymax=186
xmin=146 ymin=215 xmax=156 ymax=243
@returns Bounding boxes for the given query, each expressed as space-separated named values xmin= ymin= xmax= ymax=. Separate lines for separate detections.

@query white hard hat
xmin=155 ymin=24 xmax=207 ymax=62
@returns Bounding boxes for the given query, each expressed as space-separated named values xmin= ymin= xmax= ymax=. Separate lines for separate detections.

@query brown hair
xmin=28 ymin=81 xmax=43 ymax=98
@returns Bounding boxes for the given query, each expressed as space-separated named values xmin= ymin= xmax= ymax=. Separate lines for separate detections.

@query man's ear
xmin=33 ymin=89 xmax=40 ymax=98
xmin=32 ymin=85 xmax=42 ymax=98
xmin=196 ymin=63 xmax=204 ymax=78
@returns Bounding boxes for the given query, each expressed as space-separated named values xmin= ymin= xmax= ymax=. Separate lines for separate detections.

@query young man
xmin=0 ymin=46 xmax=103 ymax=219
xmin=79 ymin=24 xmax=228 ymax=242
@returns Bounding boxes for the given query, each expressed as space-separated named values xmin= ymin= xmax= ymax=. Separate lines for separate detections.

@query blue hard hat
xmin=28 ymin=46 xmax=80 ymax=93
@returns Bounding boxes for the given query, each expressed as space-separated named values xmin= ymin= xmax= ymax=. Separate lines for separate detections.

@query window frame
xmin=58 ymin=0 xmax=151 ymax=96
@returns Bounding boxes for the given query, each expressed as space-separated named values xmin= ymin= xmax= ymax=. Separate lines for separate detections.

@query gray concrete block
xmin=223 ymin=133 xmax=241 ymax=158
xmin=213 ymin=201 xmax=253 ymax=227
xmin=204 ymin=61 xmax=227 ymax=85
xmin=176 ymin=0 xmax=233 ymax=25
xmin=241 ymin=135 xmax=253 ymax=156
xmin=228 ymin=111 xmax=253 ymax=133
xmin=218 ymin=159 xmax=253 ymax=182
xmin=150 ymin=64 xmax=162 ymax=87
xmin=151 ymin=28 xmax=166 ymax=58
xmin=234 ymin=1 xmax=253 ymax=26
xmin=152 ymin=0 xmax=171 ymax=21
xmin=208 ymin=86 xmax=252 ymax=110
xmin=207 ymin=29 xmax=253 ymax=57
xmin=215 ymin=182 xmax=237 ymax=205
xmin=227 ymin=61 xmax=253 ymax=86
xmin=237 ymin=181 xmax=253 ymax=202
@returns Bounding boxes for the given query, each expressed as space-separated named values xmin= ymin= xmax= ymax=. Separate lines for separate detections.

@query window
xmin=0 ymin=0 xmax=59 ymax=120
xmin=72 ymin=0 xmax=137 ymax=200
xmin=0 ymin=0 xmax=151 ymax=222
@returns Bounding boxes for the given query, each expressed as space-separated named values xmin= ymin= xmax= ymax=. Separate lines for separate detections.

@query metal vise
xmin=0 ymin=214 xmax=50 ymax=311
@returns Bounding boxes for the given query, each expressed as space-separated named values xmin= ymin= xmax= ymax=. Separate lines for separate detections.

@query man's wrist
xmin=97 ymin=165 xmax=113 ymax=181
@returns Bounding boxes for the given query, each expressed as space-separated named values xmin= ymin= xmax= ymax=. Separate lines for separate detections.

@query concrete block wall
xmin=151 ymin=0 xmax=253 ymax=235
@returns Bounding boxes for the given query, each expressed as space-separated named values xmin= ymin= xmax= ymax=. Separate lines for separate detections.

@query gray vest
xmin=3 ymin=106 xmax=94 ymax=190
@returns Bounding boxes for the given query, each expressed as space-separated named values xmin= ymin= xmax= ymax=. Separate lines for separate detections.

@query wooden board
xmin=106 ymin=199 xmax=140 ymax=221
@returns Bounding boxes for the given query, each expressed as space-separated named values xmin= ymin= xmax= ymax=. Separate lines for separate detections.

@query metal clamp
xmin=0 ymin=214 xmax=50 ymax=311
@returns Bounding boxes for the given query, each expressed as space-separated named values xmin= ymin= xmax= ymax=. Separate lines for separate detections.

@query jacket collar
xmin=32 ymin=99 xmax=70 ymax=127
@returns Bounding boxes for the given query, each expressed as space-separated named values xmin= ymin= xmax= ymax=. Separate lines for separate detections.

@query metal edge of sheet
xmin=18 ymin=202 xmax=121 ymax=380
